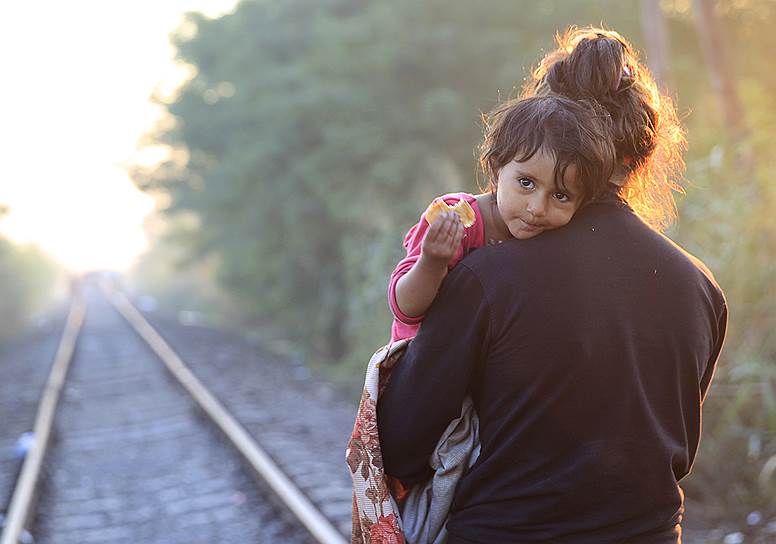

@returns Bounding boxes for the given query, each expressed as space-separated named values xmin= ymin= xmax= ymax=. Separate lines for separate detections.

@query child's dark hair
xmin=479 ymin=95 xmax=616 ymax=206
xmin=526 ymin=26 xmax=686 ymax=230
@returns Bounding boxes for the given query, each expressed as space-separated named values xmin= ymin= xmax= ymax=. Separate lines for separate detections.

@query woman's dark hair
xmin=479 ymin=95 xmax=616 ymax=206
xmin=525 ymin=26 xmax=686 ymax=230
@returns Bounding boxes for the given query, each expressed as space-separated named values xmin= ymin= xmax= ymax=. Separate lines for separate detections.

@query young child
xmin=349 ymin=94 xmax=616 ymax=543
xmin=388 ymin=94 xmax=616 ymax=342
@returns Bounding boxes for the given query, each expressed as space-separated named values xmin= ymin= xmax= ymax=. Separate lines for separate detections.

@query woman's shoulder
xmin=655 ymin=230 xmax=725 ymax=296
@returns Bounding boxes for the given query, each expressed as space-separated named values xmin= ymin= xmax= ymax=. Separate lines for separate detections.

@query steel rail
xmin=1 ymin=296 xmax=86 ymax=544
xmin=102 ymin=283 xmax=347 ymax=544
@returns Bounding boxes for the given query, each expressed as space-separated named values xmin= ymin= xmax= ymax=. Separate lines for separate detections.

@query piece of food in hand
xmin=424 ymin=199 xmax=476 ymax=228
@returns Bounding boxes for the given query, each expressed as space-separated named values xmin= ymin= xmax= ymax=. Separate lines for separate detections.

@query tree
xmin=690 ymin=0 xmax=749 ymax=145
xmin=640 ymin=0 xmax=673 ymax=90
xmin=133 ymin=0 xmax=640 ymax=361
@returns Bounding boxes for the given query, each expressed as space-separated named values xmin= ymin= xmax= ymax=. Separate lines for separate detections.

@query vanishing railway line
xmin=0 ymin=281 xmax=353 ymax=544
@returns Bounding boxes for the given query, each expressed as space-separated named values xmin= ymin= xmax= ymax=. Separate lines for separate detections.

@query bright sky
xmin=0 ymin=0 xmax=239 ymax=273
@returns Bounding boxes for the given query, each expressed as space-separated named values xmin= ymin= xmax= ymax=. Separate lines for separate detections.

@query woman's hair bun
xmin=546 ymin=33 xmax=629 ymax=103
xmin=524 ymin=26 xmax=687 ymax=232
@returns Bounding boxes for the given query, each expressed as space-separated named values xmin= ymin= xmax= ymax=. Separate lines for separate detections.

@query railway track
xmin=0 ymin=282 xmax=351 ymax=544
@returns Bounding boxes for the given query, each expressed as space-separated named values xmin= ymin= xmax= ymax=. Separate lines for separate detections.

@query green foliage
xmin=0 ymin=237 xmax=61 ymax=339
xmin=131 ymin=0 xmax=776 ymax=527
xmin=672 ymin=132 xmax=776 ymax=525
xmin=133 ymin=0 xmax=644 ymax=362
xmin=659 ymin=3 xmax=776 ymax=526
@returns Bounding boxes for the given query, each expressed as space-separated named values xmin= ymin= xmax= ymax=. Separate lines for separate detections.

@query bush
xmin=0 ymin=238 xmax=62 ymax=339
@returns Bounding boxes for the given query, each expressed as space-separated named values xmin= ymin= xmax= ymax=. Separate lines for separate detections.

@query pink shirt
xmin=388 ymin=192 xmax=487 ymax=341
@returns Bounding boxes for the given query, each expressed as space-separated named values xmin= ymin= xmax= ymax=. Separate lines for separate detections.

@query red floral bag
xmin=346 ymin=339 xmax=411 ymax=543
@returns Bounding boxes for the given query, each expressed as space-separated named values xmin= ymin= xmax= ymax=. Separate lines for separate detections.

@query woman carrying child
xmin=353 ymin=27 xmax=726 ymax=544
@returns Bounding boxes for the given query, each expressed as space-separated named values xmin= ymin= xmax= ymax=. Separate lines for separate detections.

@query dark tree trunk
xmin=691 ymin=0 xmax=748 ymax=143
xmin=325 ymin=262 xmax=348 ymax=362
xmin=640 ymin=0 xmax=673 ymax=91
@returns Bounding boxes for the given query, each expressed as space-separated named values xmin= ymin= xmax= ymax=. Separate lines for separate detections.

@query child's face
xmin=495 ymin=149 xmax=582 ymax=240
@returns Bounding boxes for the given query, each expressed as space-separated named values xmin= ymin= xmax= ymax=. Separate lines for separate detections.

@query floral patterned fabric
xmin=346 ymin=339 xmax=411 ymax=543
xmin=346 ymin=339 xmax=480 ymax=544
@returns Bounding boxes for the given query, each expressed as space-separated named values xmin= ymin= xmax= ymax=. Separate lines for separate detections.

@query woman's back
xmin=379 ymin=187 xmax=727 ymax=543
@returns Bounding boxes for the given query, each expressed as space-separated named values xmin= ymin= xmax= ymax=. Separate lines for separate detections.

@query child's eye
xmin=553 ymin=192 xmax=570 ymax=203
xmin=518 ymin=178 xmax=534 ymax=189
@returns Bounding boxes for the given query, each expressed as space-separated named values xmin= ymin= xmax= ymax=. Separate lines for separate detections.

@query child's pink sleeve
xmin=388 ymin=194 xmax=481 ymax=325
xmin=387 ymin=218 xmax=431 ymax=325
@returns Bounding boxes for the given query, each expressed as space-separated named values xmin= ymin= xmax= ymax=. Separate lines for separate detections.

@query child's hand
xmin=420 ymin=212 xmax=464 ymax=267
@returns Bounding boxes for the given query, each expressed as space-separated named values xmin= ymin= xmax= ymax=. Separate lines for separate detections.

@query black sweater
xmin=377 ymin=188 xmax=727 ymax=544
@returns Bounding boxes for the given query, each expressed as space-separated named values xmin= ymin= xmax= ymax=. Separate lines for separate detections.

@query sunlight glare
xmin=0 ymin=0 xmax=238 ymax=273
